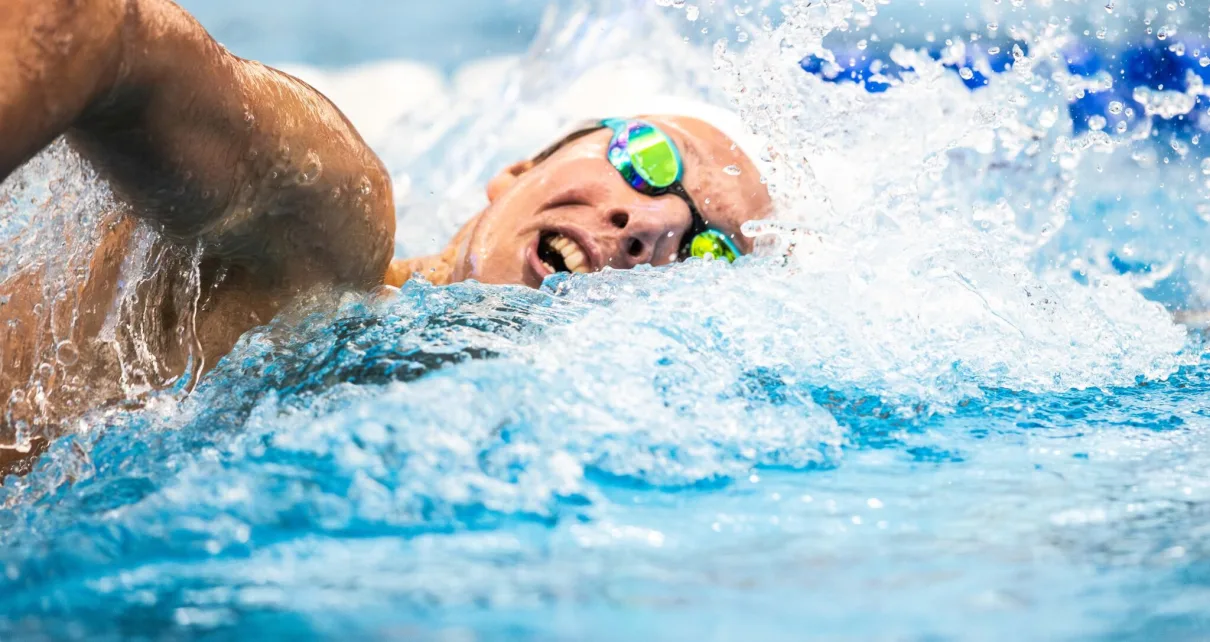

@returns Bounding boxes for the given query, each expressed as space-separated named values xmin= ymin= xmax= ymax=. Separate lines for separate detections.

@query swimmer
xmin=0 ymin=0 xmax=772 ymax=475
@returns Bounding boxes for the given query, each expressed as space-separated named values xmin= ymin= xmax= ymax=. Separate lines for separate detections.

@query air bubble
xmin=723 ymin=165 xmax=742 ymax=176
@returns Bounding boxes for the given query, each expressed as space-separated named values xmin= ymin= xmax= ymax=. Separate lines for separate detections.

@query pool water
xmin=4 ymin=0 xmax=1210 ymax=640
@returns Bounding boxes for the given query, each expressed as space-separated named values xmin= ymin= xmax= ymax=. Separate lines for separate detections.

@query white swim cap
xmin=548 ymin=64 xmax=767 ymax=173
xmin=610 ymin=95 xmax=768 ymax=174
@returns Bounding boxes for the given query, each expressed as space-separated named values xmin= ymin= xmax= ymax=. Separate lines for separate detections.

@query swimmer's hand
xmin=0 ymin=0 xmax=395 ymax=294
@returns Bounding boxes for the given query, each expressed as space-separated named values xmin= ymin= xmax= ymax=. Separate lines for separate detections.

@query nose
xmin=605 ymin=204 xmax=685 ymax=268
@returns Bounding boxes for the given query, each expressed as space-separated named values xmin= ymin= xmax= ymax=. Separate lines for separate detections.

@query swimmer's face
xmin=446 ymin=116 xmax=773 ymax=288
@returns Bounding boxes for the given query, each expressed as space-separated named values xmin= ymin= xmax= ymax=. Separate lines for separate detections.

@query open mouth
xmin=537 ymin=231 xmax=592 ymax=275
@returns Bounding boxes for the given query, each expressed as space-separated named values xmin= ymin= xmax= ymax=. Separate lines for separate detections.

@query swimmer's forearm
xmin=0 ymin=0 xmax=129 ymax=180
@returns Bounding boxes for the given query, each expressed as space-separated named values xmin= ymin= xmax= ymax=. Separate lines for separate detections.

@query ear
xmin=486 ymin=160 xmax=533 ymax=203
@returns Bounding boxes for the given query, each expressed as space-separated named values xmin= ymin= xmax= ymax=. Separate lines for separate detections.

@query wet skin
xmin=390 ymin=117 xmax=773 ymax=289
xmin=0 ymin=0 xmax=771 ymax=474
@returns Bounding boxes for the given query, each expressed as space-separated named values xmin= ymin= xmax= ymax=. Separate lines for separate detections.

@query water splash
xmin=0 ymin=0 xmax=1207 ymax=638
xmin=0 ymin=142 xmax=203 ymax=449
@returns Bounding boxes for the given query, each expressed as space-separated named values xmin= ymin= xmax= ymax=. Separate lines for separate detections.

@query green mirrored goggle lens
xmin=689 ymin=229 xmax=741 ymax=263
xmin=625 ymin=125 xmax=681 ymax=189
xmin=599 ymin=118 xmax=744 ymax=265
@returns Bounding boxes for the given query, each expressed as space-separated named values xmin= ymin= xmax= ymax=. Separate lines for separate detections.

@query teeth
xmin=548 ymin=234 xmax=591 ymax=274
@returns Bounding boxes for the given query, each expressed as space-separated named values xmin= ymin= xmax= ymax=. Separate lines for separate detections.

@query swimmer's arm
xmin=0 ymin=0 xmax=394 ymax=291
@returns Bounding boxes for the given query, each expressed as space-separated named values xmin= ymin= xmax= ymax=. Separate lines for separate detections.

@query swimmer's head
xmin=390 ymin=102 xmax=773 ymax=288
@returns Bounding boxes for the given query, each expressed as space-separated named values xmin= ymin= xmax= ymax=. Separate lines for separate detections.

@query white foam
xmin=267 ymin=0 xmax=1194 ymax=403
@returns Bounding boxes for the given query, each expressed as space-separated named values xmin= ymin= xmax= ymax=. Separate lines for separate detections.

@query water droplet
xmin=723 ymin=165 xmax=742 ymax=176
xmin=1038 ymin=106 xmax=1060 ymax=129
xmin=298 ymin=150 xmax=323 ymax=186
xmin=55 ymin=341 xmax=79 ymax=367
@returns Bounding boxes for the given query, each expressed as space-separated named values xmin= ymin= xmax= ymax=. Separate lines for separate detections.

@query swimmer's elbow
xmin=321 ymin=163 xmax=396 ymax=290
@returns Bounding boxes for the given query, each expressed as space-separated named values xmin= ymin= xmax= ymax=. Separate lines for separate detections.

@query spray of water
xmin=0 ymin=0 xmax=1206 ymax=636
xmin=0 ymin=142 xmax=207 ymax=451
xmin=0 ymin=0 xmax=1195 ymax=455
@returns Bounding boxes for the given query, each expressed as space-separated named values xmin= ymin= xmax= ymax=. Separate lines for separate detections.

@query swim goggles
xmin=531 ymin=118 xmax=743 ymax=263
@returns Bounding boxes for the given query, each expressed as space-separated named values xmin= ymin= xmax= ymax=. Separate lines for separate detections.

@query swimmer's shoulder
xmin=63 ymin=0 xmax=398 ymax=292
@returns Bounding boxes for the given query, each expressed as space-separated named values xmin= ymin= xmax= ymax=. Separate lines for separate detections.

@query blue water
xmin=5 ymin=0 xmax=1210 ymax=640
xmin=176 ymin=0 xmax=544 ymax=70
xmin=0 ymin=264 xmax=1205 ymax=640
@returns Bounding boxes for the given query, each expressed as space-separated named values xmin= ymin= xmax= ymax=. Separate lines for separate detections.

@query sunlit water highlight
xmin=2 ymin=0 xmax=1210 ymax=639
